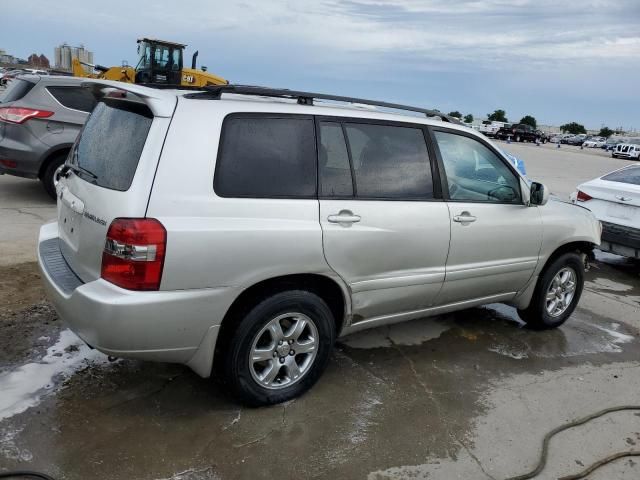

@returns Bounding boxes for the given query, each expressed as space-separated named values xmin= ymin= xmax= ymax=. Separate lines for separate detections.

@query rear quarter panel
xmin=145 ymin=99 xmax=337 ymax=292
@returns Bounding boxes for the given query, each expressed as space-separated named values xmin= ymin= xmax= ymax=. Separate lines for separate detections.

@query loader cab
xmin=135 ymin=38 xmax=183 ymax=85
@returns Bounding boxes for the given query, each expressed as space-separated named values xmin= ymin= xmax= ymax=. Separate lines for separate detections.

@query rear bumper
xmin=37 ymin=222 xmax=239 ymax=377
xmin=598 ymin=221 xmax=640 ymax=258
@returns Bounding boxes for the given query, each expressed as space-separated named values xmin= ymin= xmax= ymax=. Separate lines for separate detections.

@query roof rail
xmin=183 ymin=84 xmax=462 ymax=124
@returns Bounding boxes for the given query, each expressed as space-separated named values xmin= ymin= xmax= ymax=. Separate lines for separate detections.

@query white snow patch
xmin=0 ymin=329 xmax=109 ymax=421
xmin=0 ymin=426 xmax=33 ymax=462
xmin=586 ymin=321 xmax=635 ymax=346
xmin=37 ymin=336 xmax=50 ymax=342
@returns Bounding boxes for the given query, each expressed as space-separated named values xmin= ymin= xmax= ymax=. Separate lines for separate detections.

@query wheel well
xmin=214 ymin=274 xmax=346 ymax=366
xmin=38 ymin=149 xmax=70 ymax=179
xmin=542 ymin=241 xmax=594 ymax=275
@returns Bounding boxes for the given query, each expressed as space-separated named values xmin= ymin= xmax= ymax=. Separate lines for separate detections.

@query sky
xmin=2 ymin=0 xmax=639 ymax=130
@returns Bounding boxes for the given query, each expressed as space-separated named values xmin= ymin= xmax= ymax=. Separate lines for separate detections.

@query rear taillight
xmin=101 ymin=218 xmax=167 ymax=291
xmin=0 ymin=160 xmax=17 ymax=168
xmin=0 ymin=107 xmax=54 ymax=124
xmin=576 ymin=190 xmax=592 ymax=202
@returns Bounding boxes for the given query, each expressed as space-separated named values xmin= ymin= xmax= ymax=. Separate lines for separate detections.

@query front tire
xmin=222 ymin=290 xmax=336 ymax=406
xmin=518 ymin=252 xmax=584 ymax=330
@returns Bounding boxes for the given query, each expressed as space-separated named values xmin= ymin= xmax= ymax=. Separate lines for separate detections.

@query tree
xmin=519 ymin=115 xmax=537 ymax=129
xmin=487 ymin=109 xmax=507 ymax=122
xmin=559 ymin=122 xmax=586 ymax=134
xmin=598 ymin=126 xmax=613 ymax=138
xmin=464 ymin=114 xmax=473 ymax=123
xmin=448 ymin=111 xmax=462 ymax=119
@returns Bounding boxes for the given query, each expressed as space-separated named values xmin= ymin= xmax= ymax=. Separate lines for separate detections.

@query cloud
xmin=2 ymin=0 xmax=638 ymax=127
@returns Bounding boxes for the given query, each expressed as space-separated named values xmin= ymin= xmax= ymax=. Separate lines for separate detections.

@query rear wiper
xmin=71 ymin=164 xmax=98 ymax=180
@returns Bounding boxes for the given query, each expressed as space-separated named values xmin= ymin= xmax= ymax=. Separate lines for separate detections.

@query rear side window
xmin=344 ymin=123 xmax=433 ymax=199
xmin=47 ymin=86 xmax=97 ymax=113
xmin=215 ymin=116 xmax=316 ymax=198
xmin=602 ymin=166 xmax=640 ymax=185
xmin=74 ymin=99 xmax=153 ymax=191
xmin=0 ymin=79 xmax=35 ymax=104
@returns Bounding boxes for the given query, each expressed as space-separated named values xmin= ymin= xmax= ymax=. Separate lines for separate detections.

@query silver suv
xmin=38 ymin=81 xmax=601 ymax=405
xmin=0 ymin=75 xmax=97 ymax=197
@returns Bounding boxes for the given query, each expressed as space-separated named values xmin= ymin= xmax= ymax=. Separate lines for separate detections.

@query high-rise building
xmin=54 ymin=43 xmax=94 ymax=72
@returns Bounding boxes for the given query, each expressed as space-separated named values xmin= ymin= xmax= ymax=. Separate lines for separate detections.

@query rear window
xmin=47 ymin=86 xmax=97 ymax=113
xmin=214 ymin=115 xmax=316 ymax=198
xmin=0 ymin=79 xmax=35 ymax=104
xmin=73 ymin=99 xmax=153 ymax=191
xmin=602 ymin=166 xmax=640 ymax=186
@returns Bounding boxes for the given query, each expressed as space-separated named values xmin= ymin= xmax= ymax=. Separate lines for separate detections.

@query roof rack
xmin=183 ymin=84 xmax=462 ymax=124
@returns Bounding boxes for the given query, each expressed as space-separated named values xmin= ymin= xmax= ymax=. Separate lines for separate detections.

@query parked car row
xmin=494 ymin=123 xmax=548 ymax=143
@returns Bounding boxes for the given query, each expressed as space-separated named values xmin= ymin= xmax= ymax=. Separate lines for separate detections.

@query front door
xmin=431 ymin=129 xmax=543 ymax=305
xmin=317 ymin=119 xmax=451 ymax=321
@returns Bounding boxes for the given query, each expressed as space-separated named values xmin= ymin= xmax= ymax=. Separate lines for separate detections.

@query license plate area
xmin=606 ymin=202 xmax=635 ymax=221
xmin=58 ymin=186 xmax=85 ymax=251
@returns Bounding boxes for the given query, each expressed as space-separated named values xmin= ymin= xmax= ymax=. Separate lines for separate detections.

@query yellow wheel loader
xmin=72 ymin=38 xmax=227 ymax=87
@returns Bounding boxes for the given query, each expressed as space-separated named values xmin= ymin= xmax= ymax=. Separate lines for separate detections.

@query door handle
xmin=327 ymin=210 xmax=361 ymax=225
xmin=453 ymin=212 xmax=476 ymax=223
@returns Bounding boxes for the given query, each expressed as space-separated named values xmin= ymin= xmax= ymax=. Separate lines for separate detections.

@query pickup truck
xmin=495 ymin=124 xmax=546 ymax=143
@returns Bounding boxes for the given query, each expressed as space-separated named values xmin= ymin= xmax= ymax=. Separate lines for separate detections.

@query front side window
xmin=435 ymin=131 xmax=521 ymax=203
xmin=343 ymin=123 xmax=433 ymax=199
xmin=215 ymin=116 xmax=316 ymax=198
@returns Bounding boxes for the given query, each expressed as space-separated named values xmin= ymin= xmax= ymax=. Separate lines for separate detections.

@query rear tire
xmin=222 ymin=290 xmax=336 ymax=406
xmin=518 ymin=252 xmax=584 ymax=330
xmin=40 ymin=153 xmax=67 ymax=200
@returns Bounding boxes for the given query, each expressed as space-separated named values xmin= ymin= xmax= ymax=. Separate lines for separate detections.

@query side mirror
xmin=530 ymin=182 xmax=549 ymax=206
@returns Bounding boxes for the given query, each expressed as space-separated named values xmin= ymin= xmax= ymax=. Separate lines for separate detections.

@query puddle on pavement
xmin=1 ymin=256 xmax=639 ymax=479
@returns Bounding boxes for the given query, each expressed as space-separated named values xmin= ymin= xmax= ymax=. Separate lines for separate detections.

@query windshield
xmin=136 ymin=41 xmax=152 ymax=70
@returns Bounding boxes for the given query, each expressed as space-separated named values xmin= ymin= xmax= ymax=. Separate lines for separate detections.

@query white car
xmin=612 ymin=143 xmax=640 ymax=159
xmin=571 ymin=164 xmax=640 ymax=258
xmin=582 ymin=137 xmax=606 ymax=148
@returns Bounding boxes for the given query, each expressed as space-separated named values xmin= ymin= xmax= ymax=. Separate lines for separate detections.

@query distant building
xmin=0 ymin=48 xmax=18 ymax=64
xmin=54 ymin=43 xmax=94 ymax=72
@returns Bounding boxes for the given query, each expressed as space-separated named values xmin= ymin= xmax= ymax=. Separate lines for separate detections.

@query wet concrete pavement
xmin=1 ymin=145 xmax=640 ymax=479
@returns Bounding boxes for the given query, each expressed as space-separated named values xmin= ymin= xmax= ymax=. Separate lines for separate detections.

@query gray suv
xmin=0 ymin=75 xmax=96 ymax=198
xmin=38 ymin=81 xmax=601 ymax=406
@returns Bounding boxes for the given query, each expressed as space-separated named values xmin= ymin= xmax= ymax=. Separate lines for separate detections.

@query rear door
xmin=432 ymin=128 xmax=542 ymax=305
xmin=56 ymin=88 xmax=175 ymax=282
xmin=318 ymin=118 xmax=450 ymax=321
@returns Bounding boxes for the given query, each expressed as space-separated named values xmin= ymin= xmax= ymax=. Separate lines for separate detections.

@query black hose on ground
xmin=0 ymin=472 xmax=56 ymax=480
xmin=505 ymin=405 xmax=640 ymax=480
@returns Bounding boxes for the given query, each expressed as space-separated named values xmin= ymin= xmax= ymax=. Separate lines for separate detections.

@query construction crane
xmin=72 ymin=38 xmax=227 ymax=87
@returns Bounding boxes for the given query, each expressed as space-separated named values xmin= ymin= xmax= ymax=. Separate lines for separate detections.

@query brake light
xmin=101 ymin=218 xmax=167 ymax=291
xmin=576 ymin=190 xmax=592 ymax=202
xmin=0 ymin=107 xmax=54 ymax=124
xmin=0 ymin=160 xmax=17 ymax=168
